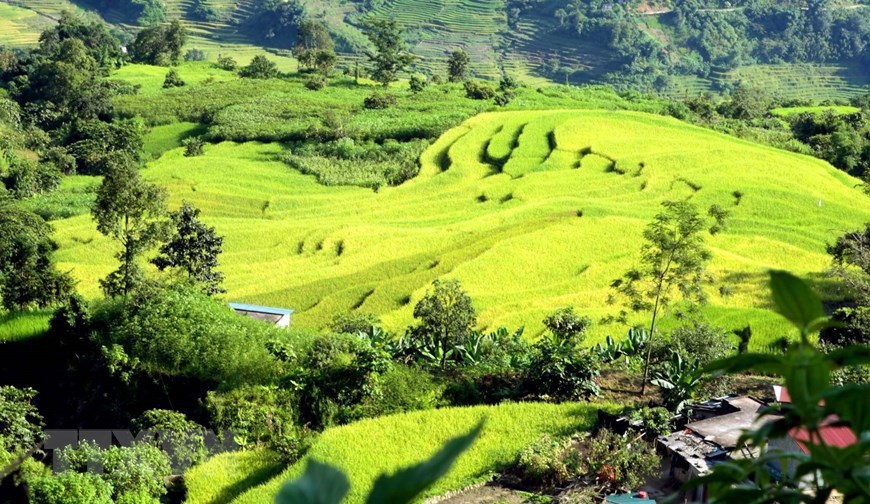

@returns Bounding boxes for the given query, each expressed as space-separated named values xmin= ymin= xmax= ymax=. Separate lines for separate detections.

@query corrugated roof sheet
xmin=228 ymin=302 xmax=294 ymax=316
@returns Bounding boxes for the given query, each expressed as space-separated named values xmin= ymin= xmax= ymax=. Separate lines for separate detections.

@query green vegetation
xmin=0 ymin=310 xmax=52 ymax=343
xmin=195 ymin=401 xmax=613 ymax=504
xmin=47 ymin=108 xmax=870 ymax=346
xmin=771 ymin=105 xmax=861 ymax=117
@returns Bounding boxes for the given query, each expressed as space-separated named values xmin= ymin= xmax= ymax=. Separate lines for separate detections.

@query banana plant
xmin=651 ymin=352 xmax=703 ymax=414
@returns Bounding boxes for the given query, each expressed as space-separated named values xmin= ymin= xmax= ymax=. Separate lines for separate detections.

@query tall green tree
xmin=363 ymin=19 xmax=416 ymax=86
xmin=92 ymin=154 xmax=167 ymax=298
xmin=446 ymin=48 xmax=470 ymax=82
xmin=129 ymin=20 xmax=187 ymax=65
xmin=610 ymin=200 xmax=711 ymax=395
xmin=0 ymin=199 xmax=73 ymax=310
xmin=152 ymin=202 xmax=225 ymax=295
xmin=412 ymin=279 xmax=476 ymax=368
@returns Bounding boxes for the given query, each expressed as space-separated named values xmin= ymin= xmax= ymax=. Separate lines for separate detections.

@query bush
xmin=363 ymin=92 xmax=397 ymax=109
xmin=216 ymin=55 xmax=238 ymax=72
xmin=304 ymin=75 xmax=326 ymax=91
xmin=494 ymin=91 xmax=513 ymax=107
xmin=182 ymin=136 xmax=204 ymax=157
xmin=163 ymin=68 xmax=185 ymax=88
xmin=626 ymin=406 xmax=673 ymax=439
xmin=206 ymin=385 xmax=307 ymax=461
xmin=585 ymin=430 xmax=659 ymax=492
xmin=514 ymin=434 xmax=582 ymax=486
xmin=57 ymin=441 xmax=171 ymax=501
xmin=28 ymin=472 xmax=113 ymax=504
xmin=101 ymin=284 xmax=282 ymax=389
xmin=351 ymin=364 xmax=441 ymax=418
xmin=409 ymin=75 xmax=427 ymax=94
xmin=294 ymin=333 xmax=391 ymax=428
xmin=464 ymin=81 xmax=496 ymax=100
xmin=651 ymin=322 xmax=732 ymax=366
xmin=527 ymin=339 xmax=600 ymax=400
xmin=0 ymin=386 xmax=44 ymax=454
xmin=239 ymin=56 xmax=278 ymax=79
xmin=132 ymin=409 xmax=209 ymax=472
xmin=543 ymin=307 xmax=591 ymax=344
xmin=184 ymin=49 xmax=205 ymax=62
xmin=327 ymin=312 xmax=380 ymax=335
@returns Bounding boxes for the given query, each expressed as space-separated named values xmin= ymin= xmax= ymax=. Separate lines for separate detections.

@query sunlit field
xmin=188 ymin=401 xmax=614 ymax=504
xmin=49 ymin=109 xmax=870 ymax=347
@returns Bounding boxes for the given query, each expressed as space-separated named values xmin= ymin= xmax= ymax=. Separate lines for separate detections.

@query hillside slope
xmin=2 ymin=0 xmax=867 ymax=96
xmin=50 ymin=109 xmax=870 ymax=345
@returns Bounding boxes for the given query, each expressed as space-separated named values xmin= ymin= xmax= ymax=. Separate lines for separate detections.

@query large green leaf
xmin=769 ymin=270 xmax=825 ymax=336
xmin=365 ymin=420 xmax=484 ymax=504
xmin=275 ymin=459 xmax=350 ymax=504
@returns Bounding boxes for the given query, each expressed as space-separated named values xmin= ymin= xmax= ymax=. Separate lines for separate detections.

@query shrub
xmin=651 ymin=322 xmax=732 ymax=367
xmin=304 ymin=75 xmax=326 ymax=91
xmin=527 ymin=340 xmax=600 ymax=400
xmin=206 ymin=385 xmax=307 ymax=461
xmin=216 ymin=55 xmax=238 ymax=72
xmin=626 ymin=406 xmax=673 ymax=439
xmin=363 ymin=92 xmax=397 ymax=109
xmin=409 ymin=75 xmax=427 ymax=94
xmin=0 ymin=386 xmax=44 ymax=454
xmin=27 ymin=472 xmax=113 ymax=504
xmin=494 ymin=91 xmax=514 ymax=107
xmin=514 ymin=434 xmax=581 ymax=486
xmin=102 ymin=284 xmax=281 ymax=389
xmin=543 ymin=307 xmax=591 ymax=344
xmin=132 ymin=409 xmax=209 ymax=472
xmin=351 ymin=364 xmax=440 ymax=418
xmin=294 ymin=333 xmax=391 ymax=428
xmin=163 ymin=68 xmax=185 ymax=88
xmin=239 ymin=56 xmax=279 ymax=79
xmin=182 ymin=136 xmax=204 ymax=157
xmin=57 ymin=441 xmax=171 ymax=501
xmin=586 ymin=430 xmax=659 ymax=492
xmin=464 ymin=81 xmax=496 ymax=100
xmin=327 ymin=312 xmax=380 ymax=335
xmin=184 ymin=49 xmax=205 ymax=62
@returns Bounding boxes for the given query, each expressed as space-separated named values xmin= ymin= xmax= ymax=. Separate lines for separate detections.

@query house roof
xmin=685 ymin=396 xmax=766 ymax=449
xmin=774 ymin=386 xmax=858 ymax=452
xmin=790 ymin=421 xmax=858 ymax=453
xmin=228 ymin=303 xmax=294 ymax=316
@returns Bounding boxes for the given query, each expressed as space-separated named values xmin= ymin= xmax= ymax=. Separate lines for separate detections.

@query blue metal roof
xmin=229 ymin=303 xmax=294 ymax=316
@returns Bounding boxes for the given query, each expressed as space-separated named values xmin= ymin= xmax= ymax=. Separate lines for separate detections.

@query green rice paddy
xmin=770 ymin=105 xmax=862 ymax=117
xmin=49 ymin=109 xmax=870 ymax=346
xmin=187 ymin=401 xmax=612 ymax=504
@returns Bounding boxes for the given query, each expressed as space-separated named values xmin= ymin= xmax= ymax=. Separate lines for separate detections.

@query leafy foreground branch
xmin=691 ymin=271 xmax=869 ymax=503
xmin=275 ymin=421 xmax=484 ymax=504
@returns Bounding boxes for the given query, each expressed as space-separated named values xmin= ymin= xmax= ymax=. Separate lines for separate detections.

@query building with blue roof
xmin=229 ymin=302 xmax=294 ymax=327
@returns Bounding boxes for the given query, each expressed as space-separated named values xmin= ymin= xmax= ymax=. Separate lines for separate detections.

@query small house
xmin=229 ymin=302 xmax=293 ymax=328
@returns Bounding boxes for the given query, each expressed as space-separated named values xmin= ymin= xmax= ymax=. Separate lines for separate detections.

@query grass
xmin=0 ymin=2 xmax=54 ymax=48
xmin=0 ymin=310 xmax=52 ymax=343
xmin=185 ymin=449 xmax=284 ymax=504
xmin=188 ymin=401 xmax=613 ymax=504
xmin=770 ymin=105 xmax=862 ymax=118
xmin=48 ymin=105 xmax=870 ymax=348
xmin=143 ymin=121 xmax=207 ymax=159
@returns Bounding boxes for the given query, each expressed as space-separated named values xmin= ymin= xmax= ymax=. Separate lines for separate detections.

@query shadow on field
xmin=198 ymin=462 xmax=285 ymax=504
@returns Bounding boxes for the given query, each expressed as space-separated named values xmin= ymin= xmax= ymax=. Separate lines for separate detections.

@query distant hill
xmin=1 ymin=0 xmax=869 ymax=97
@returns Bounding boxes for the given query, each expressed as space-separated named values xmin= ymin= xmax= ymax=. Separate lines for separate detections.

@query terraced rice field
xmin=770 ymin=105 xmax=862 ymax=117
xmin=720 ymin=64 xmax=869 ymax=101
xmin=0 ymin=2 xmax=57 ymax=47
xmin=1 ymin=0 xmax=297 ymax=71
xmin=187 ymin=401 xmax=613 ymax=504
xmin=51 ymin=110 xmax=870 ymax=346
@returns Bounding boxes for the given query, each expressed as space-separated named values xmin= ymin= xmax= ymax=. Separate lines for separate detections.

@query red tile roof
xmin=775 ymin=386 xmax=858 ymax=452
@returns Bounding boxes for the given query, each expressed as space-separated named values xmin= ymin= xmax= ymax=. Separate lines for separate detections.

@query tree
xmin=295 ymin=19 xmax=334 ymax=53
xmin=92 ymin=154 xmax=167 ymax=298
xmin=152 ymin=202 xmax=225 ymax=295
xmin=446 ymin=48 xmax=470 ymax=82
xmin=542 ymin=306 xmax=591 ymax=343
xmin=828 ymin=224 xmax=870 ymax=305
xmin=314 ymin=50 xmax=337 ymax=77
xmin=36 ymin=11 xmax=124 ymax=67
xmin=610 ymin=200 xmax=711 ymax=395
xmin=412 ymin=279 xmax=476 ymax=368
xmin=0 ymin=199 xmax=73 ymax=310
xmin=363 ymin=19 xmax=417 ymax=86
xmin=239 ymin=55 xmax=279 ymax=79
xmin=129 ymin=20 xmax=187 ymax=65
